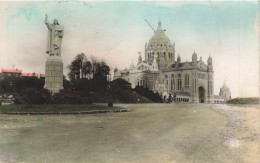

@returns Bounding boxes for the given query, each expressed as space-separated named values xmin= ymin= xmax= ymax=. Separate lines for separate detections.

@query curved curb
xmin=2 ymin=109 xmax=128 ymax=115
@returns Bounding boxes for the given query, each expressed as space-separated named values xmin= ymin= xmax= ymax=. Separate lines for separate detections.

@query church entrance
xmin=199 ymin=86 xmax=205 ymax=103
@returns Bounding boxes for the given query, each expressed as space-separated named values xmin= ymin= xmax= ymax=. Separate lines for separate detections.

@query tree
xmin=82 ymin=60 xmax=92 ymax=79
xmin=67 ymin=53 xmax=111 ymax=94
xmin=63 ymin=75 xmax=71 ymax=89
xmin=67 ymin=53 xmax=90 ymax=81
xmin=92 ymin=60 xmax=110 ymax=92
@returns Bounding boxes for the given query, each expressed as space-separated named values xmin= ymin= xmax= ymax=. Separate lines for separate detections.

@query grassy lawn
xmin=0 ymin=104 xmax=124 ymax=114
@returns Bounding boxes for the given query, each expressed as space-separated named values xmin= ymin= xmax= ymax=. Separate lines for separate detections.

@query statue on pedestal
xmin=45 ymin=14 xmax=64 ymax=57
xmin=44 ymin=14 xmax=64 ymax=93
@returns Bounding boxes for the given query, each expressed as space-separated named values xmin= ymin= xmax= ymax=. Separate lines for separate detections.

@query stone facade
xmin=114 ymin=20 xmax=214 ymax=103
xmin=44 ymin=56 xmax=63 ymax=93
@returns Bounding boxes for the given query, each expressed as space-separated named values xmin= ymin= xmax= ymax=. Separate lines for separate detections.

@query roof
xmin=147 ymin=21 xmax=173 ymax=49
xmin=222 ymin=82 xmax=228 ymax=89
xmin=171 ymin=62 xmax=192 ymax=68
xmin=1 ymin=69 xmax=22 ymax=73
xmin=21 ymin=73 xmax=38 ymax=77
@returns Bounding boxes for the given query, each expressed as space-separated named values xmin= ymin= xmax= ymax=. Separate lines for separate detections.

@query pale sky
xmin=0 ymin=1 xmax=259 ymax=98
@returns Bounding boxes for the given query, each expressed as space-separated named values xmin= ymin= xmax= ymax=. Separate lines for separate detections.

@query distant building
xmin=0 ymin=69 xmax=22 ymax=79
xmin=0 ymin=68 xmax=45 ymax=79
xmin=21 ymin=73 xmax=39 ymax=78
xmin=219 ymin=82 xmax=231 ymax=101
xmin=214 ymin=82 xmax=232 ymax=103
xmin=114 ymin=20 xmax=214 ymax=103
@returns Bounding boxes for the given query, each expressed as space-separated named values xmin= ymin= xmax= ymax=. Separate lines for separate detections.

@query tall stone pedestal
xmin=44 ymin=56 xmax=63 ymax=93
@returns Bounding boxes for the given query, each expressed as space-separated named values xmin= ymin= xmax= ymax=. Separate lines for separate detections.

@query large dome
xmin=144 ymin=20 xmax=175 ymax=69
xmin=147 ymin=21 xmax=172 ymax=48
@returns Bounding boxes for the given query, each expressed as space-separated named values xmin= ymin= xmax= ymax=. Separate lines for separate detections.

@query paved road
xmin=0 ymin=104 xmax=259 ymax=162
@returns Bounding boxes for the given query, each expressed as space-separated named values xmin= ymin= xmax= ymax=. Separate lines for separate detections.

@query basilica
xmin=114 ymin=20 xmax=214 ymax=103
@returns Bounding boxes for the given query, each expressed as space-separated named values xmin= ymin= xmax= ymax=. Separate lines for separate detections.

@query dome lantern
xmin=138 ymin=53 xmax=142 ymax=64
xmin=157 ymin=19 xmax=162 ymax=30
xmin=177 ymin=54 xmax=181 ymax=62
xmin=192 ymin=50 xmax=197 ymax=62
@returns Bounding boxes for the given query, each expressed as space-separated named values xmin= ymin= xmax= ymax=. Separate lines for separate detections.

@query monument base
xmin=44 ymin=56 xmax=63 ymax=93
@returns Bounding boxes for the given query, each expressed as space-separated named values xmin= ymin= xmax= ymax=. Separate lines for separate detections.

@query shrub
xmin=134 ymin=86 xmax=162 ymax=103
xmin=16 ymin=88 xmax=51 ymax=104
xmin=13 ymin=88 xmax=92 ymax=105
xmin=52 ymin=89 xmax=92 ymax=104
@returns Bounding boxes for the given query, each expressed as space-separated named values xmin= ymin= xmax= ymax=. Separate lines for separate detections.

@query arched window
xmin=185 ymin=74 xmax=189 ymax=89
xmin=177 ymin=74 xmax=182 ymax=90
xmin=171 ymin=74 xmax=175 ymax=90
xmin=163 ymin=52 xmax=166 ymax=58
xmin=171 ymin=79 xmax=175 ymax=90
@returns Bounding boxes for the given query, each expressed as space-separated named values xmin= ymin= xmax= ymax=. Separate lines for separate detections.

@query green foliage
xmin=67 ymin=53 xmax=110 ymax=97
xmin=67 ymin=53 xmax=87 ymax=80
xmin=107 ymin=79 xmax=154 ymax=103
xmin=0 ymin=53 xmax=162 ymax=105
xmin=15 ymin=88 xmax=51 ymax=104
xmin=109 ymin=79 xmax=132 ymax=103
xmin=0 ymin=104 xmax=123 ymax=114
xmin=0 ymin=77 xmax=44 ymax=93
xmin=13 ymin=88 xmax=92 ymax=105
xmin=134 ymin=86 xmax=162 ymax=103
xmin=67 ymin=53 xmax=110 ymax=82
xmin=226 ymin=97 xmax=259 ymax=104
xmin=52 ymin=89 xmax=92 ymax=104
xmin=63 ymin=75 xmax=71 ymax=89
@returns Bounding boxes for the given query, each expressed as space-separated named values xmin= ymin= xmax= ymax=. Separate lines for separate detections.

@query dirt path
xmin=211 ymin=104 xmax=260 ymax=163
xmin=0 ymin=104 xmax=259 ymax=163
